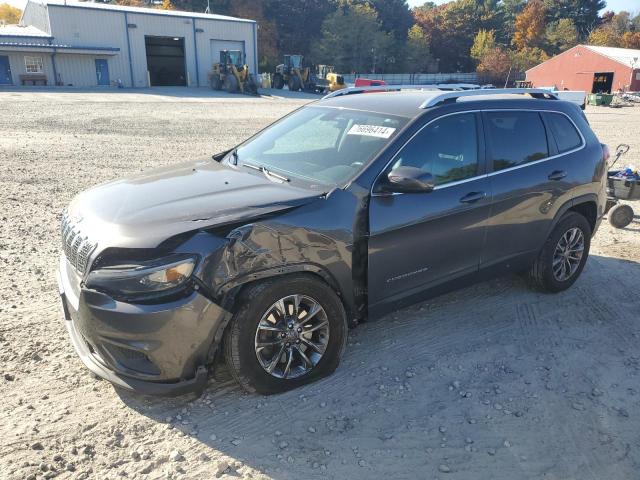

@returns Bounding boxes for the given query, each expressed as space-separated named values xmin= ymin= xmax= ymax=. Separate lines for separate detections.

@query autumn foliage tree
xmin=477 ymin=47 xmax=512 ymax=85
xmin=513 ymin=0 xmax=546 ymax=49
xmin=0 ymin=2 xmax=21 ymax=23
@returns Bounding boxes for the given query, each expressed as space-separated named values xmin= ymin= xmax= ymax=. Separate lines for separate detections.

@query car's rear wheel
xmin=528 ymin=212 xmax=591 ymax=293
xmin=223 ymin=274 xmax=348 ymax=394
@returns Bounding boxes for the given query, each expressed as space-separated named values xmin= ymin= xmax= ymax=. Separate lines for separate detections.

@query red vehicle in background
xmin=354 ymin=78 xmax=386 ymax=87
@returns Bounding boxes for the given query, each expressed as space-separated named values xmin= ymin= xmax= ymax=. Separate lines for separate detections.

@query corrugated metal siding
xmin=194 ymin=18 xmax=256 ymax=86
xmin=10 ymin=3 xmax=255 ymax=88
xmin=126 ymin=13 xmax=195 ymax=87
xmin=55 ymin=54 xmax=116 ymax=87
xmin=3 ymin=52 xmax=54 ymax=85
xmin=47 ymin=6 xmax=131 ymax=87
xmin=21 ymin=2 xmax=51 ymax=35
xmin=46 ymin=5 xmax=255 ymax=88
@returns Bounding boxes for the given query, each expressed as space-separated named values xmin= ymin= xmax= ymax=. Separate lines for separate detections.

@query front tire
xmin=223 ymin=275 xmax=348 ymax=394
xmin=224 ymin=73 xmax=239 ymax=93
xmin=288 ymin=75 xmax=301 ymax=91
xmin=528 ymin=212 xmax=591 ymax=293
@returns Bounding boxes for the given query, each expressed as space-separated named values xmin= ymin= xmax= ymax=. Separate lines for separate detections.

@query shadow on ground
xmin=115 ymin=254 xmax=640 ymax=479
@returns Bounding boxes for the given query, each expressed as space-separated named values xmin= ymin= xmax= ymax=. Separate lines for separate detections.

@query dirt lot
xmin=1 ymin=89 xmax=639 ymax=480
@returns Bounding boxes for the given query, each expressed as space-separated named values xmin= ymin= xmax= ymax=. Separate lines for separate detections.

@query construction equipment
xmin=208 ymin=50 xmax=258 ymax=95
xmin=273 ymin=54 xmax=311 ymax=91
xmin=312 ymin=65 xmax=346 ymax=94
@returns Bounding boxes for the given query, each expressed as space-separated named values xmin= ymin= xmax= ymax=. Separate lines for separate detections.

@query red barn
xmin=526 ymin=45 xmax=640 ymax=93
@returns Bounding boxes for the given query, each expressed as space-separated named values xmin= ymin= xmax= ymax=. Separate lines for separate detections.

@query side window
xmin=392 ymin=113 xmax=479 ymax=186
xmin=545 ymin=112 xmax=583 ymax=153
xmin=486 ymin=111 xmax=549 ymax=172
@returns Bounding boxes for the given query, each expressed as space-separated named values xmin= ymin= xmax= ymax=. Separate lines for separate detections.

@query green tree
xmin=0 ymin=2 xmax=21 ymax=23
xmin=266 ymin=0 xmax=335 ymax=63
xmin=543 ymin=0 xmax=605 ymax=40
xmin=314 ymin=3 xmax=393 ymax=73
xmin=545 ymin=18 xmax=578 ymax=54
xmin=414 ymin=0 xmax=484 ymax=72
xmin=405 ymin=24 xmax=435 ymax=72
xmin=470 ymin=29 xmax=497 ymax=62
xmin=500 ymin=0 xmax=526 ymax=40
xmin=228 ymin=0 xmax=278 ymax=70
xmin=366 ymin=0 xmax=414 ymax=41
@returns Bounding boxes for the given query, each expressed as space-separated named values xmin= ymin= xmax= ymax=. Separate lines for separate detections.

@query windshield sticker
xmin=347 ymin=124 xmax=396 ymax=139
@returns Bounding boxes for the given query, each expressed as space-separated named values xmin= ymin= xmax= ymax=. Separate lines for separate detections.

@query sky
xmin=4 ymin=0 xmax=638 ymax=13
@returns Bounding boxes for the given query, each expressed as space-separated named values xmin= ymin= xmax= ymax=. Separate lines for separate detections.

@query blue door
xmin=95 ymin=59 xmax=110 ymax=86
xmin=0 ymin=56 xmax=12 ymax=85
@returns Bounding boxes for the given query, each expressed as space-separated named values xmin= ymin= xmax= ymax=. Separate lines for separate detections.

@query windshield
xmin=229 ymin=106 xmax=407 ymax=187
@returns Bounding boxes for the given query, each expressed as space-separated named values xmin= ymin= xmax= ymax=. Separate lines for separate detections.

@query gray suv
xmin=57 ymin=88 xmax=607 ymax=395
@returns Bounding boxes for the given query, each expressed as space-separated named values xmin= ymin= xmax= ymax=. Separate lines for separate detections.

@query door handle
xmin=459 ymin=191 xmax=487 ymax=203
xmin=548 ymin=170 xmax=567 ymax=181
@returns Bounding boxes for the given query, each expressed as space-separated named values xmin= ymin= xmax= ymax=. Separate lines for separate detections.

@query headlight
xmin=85 ymin=255 xmax=197 ymax=299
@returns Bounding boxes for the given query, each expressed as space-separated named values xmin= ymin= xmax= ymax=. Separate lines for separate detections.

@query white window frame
xmin=24 ymin=56 xmax=44 ymax=74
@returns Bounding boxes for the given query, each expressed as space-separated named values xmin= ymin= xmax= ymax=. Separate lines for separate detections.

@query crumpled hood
xmin=67 ymin=158 xmax=322 ymax=249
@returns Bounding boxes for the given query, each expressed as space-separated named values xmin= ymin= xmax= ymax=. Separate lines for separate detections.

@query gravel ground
xmin=1 ymin=89 xmax=639 ymax=480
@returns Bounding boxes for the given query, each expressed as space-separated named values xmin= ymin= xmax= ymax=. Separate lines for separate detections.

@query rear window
xmin=485 ymin=111 xmax=549 ymax=172
xmin=546 ymin=112 xmax=583 ymax=153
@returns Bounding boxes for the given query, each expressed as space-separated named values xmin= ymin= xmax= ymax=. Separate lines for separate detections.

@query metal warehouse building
xmin=526 ymin=45 xmax=640 ymax=94
xmin=0 ymin=0 xmax=257 ymax=88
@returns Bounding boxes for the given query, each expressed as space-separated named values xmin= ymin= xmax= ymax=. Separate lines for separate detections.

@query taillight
xmin=602 ymin=144 xmax=610 ymax=163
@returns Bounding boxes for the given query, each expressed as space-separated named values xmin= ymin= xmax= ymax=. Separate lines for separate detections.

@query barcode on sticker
xmin=347 ymin=124 xmax=396 ymax=139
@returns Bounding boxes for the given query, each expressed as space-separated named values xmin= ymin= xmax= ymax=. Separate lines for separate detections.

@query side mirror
xmin=383 ymin=166 xmax=435 ymax=194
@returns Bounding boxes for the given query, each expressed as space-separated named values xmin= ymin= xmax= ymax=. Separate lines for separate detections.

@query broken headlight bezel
xmin=85 ymin=254 xmax=198 ymax=301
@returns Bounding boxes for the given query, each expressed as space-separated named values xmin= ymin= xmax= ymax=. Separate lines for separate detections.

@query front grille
xmin=61 ymin=211 xmax=97 ymax=274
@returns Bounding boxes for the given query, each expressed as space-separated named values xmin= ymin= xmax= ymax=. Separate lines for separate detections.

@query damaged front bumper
xmin=57 ymin=255 xmax=229 ymax=396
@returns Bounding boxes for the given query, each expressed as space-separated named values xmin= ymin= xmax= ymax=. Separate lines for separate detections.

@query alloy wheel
xmin=552 ymin=227 xmax=585 ymax=282
xmin=254 ymin=294 xmax=330 ymax=379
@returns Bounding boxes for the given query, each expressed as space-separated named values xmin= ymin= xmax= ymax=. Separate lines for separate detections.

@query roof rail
xmin=322 ymin=84 xmax=441 ymax=100
xmin=419 ymin=88 xmax=558 ymax=108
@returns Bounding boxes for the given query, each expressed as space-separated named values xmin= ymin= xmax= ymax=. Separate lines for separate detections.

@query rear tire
xmin=246 ymin=75 xmax=258 ymax=95
xmin=223 ymin=274 xmax=348 ymax=394
xmin=528 ymin=212 xmax=591 ymax=293
xmin=272 ymin=73 xmax=284 ymax=90
xmin=608 ymin=203 xmax=634 ymax=229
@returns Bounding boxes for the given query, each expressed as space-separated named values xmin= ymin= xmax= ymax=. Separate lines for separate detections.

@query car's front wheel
xmin=223 ymin=274 xmax=348 ymax=394
xmin=529 ymin=212 xmax=592 ymax=292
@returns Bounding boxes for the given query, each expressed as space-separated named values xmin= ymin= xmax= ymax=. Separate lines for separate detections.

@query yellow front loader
xmin=273 ymin=54 xmax=311 ymax=91
xmin=313 ymin=65 xmax=346 ymax=93
xmin=208 ymin=50 xmax=258 ymax=95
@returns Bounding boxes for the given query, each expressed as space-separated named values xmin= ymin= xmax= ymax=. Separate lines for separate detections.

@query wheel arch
xmin=549 ymin=194 xmax=599 ymax=236
xmin=206 ymin=266 xmax=351 ymax=372
xmin=220 ymin=264 xmax=349 ymax=315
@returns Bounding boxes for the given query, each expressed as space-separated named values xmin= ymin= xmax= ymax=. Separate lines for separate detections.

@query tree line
xmin=3 ymin=0 xmax=639 ymax=81
xmin=203 ymin=0 xmax=640 ymax=80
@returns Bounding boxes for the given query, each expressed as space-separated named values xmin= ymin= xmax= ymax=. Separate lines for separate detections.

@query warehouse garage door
xmin=211 ymin=40 xmax=245 ymax=66
xmin=145 ymin=36 xmax=186 ymax=87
